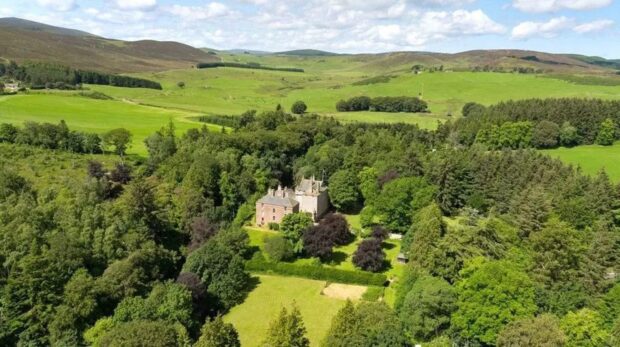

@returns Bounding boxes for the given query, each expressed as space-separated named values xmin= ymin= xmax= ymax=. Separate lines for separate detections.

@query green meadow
xmin=90 ymin=68 xmax=620 ymax=118
xmin=0 ymin=93 xmax=221 ymax=155
xmin=542 ymin=142 xmax=620 ymax=182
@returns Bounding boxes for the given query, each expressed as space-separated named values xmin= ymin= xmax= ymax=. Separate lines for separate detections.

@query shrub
xmin=532 ymin=120 xmax=560 ymax=148
xmin=268 ymin=222 xmax=280 ymax=231
xmin=361 ymin=286 xmax=385 ymax=302
xmin=264 ymin=235 xmax=294 ymax=262
xmin=352 ymin=238 xmax=385 ymax=272
xmin=246 ymin=253 xmax=387 ymax=286
xmin=291 ymin=101 xmax=307 ymax=115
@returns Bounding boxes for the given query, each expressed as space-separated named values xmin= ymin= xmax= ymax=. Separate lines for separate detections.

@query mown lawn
xmin=224 ymin=275 xmax=349 ymax=347
xmin=541 ymin=142 xmax=620 ymax=182
xmin=0 ymin=93 xmax=222 ymax=155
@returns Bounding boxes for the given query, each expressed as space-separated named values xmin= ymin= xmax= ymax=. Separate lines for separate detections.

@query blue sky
xmin=0 ymin=0 xmax=618 ymax=57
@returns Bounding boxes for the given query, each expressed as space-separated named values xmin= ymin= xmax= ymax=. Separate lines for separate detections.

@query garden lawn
xmin=541 ymin=142 xmax=620 ymax=182
xmin=224 ymin=275 xmax=349 ymax=347
xmin=0 ymin=93 xmax=222 ymax=155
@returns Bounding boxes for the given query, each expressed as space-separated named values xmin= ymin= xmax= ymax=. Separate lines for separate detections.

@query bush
xmin=361 ymin=286 xmax=385 ymax=301
xmin=268 ymin=222 xmax=280 ymax=231
xmin=291 ymin=101 xmax=307 ymax=115
xmin=264 ymin=235 xmax=294 ymax=262
xmin=246 ymin=253 xmax=387 ymax=286
xmin=532 ymin=120 xmax=560 ymax=148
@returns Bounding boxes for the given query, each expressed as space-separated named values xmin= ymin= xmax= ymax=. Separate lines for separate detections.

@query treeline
xmin=446 ymin=98 xmax=620 ymax=148
xmin=0 ymin=61 xmax=162 ymax=90
xmin=336 ymin=95 xmax=429 ymax=113
xmin=0 ymin=121 xmax=102 ymax=153
xmin=196 ymin=62 xmax=304 ymax=73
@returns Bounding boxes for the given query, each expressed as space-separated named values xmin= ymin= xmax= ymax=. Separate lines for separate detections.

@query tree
xmin=560 ymin=309 xmax=610 ymax=347
xmin=328 ymin=169 xmax=361 ymax=212
xmin=322 ymin=301 xmax=406 ymax=347
xmin=102 ymin=128 xmax=132 ymax=155
xmin=177 ymin=81 xmax=185 ymax=88
xmin=370 ymin=225 xmax=389 ymax=241
xmin=358 ymin=167 xmax=379 ymax=203
xmin=302 ymin=225 xmax=335 ymax=260
xmin=352 ymin=238 xmax=385 ymax=272
xmin=188 ymin=216 xmax=219 ymax=251
xmin=497 ymin=314 xmax=565 ymax=347
xmin=318 ymin=213 xmax=352 ymax=246
xmin=97 ymin=320 xmax=184 ymax=347
xmin=110 ymin=162 xmax=132 ymax=184
xmin=195 ymin=316 xmax=240 ymax=347
xmin=145 ymin=121 xmax=177 ymax=167
xmin=280 ymin=212 xmax=313 ymax=252
xmin=264 ymin=235 xmax=294 ymax=262
xmin=399 ymin=275 xmax=456 ymax=341
xmin=87 ymin=160 xmax=106 ymax=179
xmin=0 ymin=123 xmax=18 ymax=142
xmin=291 ymin=101 xmax=308 ymax=115
xmin=461 ymin=102 xmax=485 ymax=117
xmin=559 ymin=121 xmax=579 ymax=147
xmin=374 ymin=177 xmax=436 ymax=233
xmin=183 ymin=238 xmax=250 ymax=310
xmin=452 ymin=259 xmax=537 ymax=345
xmin=262 ymin=305 xmax=310 ymax=347
xmin=599 ymin=282 xmax=620 ymax=328
xmin=532 ymin=120 xmax=560 ymax=148
xmin=407 ymin=203 xmax=444 ymax=266
xmin=596 ymin=118 xmax=616 ymax=146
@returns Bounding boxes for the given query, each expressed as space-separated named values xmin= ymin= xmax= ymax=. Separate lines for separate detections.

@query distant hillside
xmin=276 ymin=49 xmax=339 ymax=56
xmin=0 ymin=17 xmax=219 ymax=73
xmin=0 ymin=17 xmax=95 ymax=37
xmin=563 ymin=54 xmax=620 ymax=70
xmin=344 ymin=49 xmax=614 ymax=74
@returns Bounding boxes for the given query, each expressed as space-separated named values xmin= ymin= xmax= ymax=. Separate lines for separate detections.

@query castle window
xmin=273 ymin=208 xmax=275 ymax=213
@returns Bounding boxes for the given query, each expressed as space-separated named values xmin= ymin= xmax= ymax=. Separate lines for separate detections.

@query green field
xmin=0 ymin=93 xmax=222 ymax=155
xmin=224 ymin=275 xmax=349 ymax=347
xmin=542 ymin=142 xmax=620 ymax=182
xmin=90 ymin=68 xmax=620 ymax=118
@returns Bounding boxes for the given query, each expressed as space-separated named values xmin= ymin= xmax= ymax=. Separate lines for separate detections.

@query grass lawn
xmin=224 ymin=275 xmax=349 ymax=347
xmin=541 ymin=142 xmax=620 ymax=182
xmin=0 ymin=93 xmax=222 ymax=155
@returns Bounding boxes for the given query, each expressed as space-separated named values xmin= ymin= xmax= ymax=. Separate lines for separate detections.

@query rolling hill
xmin=0 ymin=17 xmax=219 ymax=73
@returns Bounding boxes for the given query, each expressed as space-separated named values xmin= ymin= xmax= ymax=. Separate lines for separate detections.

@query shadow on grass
xmin=324 ymin=251 xmax=348 ymax=266
xmin=381 ymin=242 xmax=396 ymax=250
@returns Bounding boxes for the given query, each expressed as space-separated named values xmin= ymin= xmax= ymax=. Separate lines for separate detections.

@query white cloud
xmin=36 ymin=0 xmax=76 ymax=12
xmin=512 ymin=0 xmax=612 ymax=13
xmin=167 ymin=3 xmax=233 ymax=21
xmin=511 ymin=16 xmax=573 ymax=39
xmin=114 ymin=0 xmax=157 ymax=11
xmin=573 ymin=19 xmax=614 ymax=33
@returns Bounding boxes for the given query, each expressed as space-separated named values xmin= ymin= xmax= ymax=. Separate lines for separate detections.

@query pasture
xmin=541 ymin=142 xmax=620 ymax=182
xmin=90 ymin=67 xmax=620 ymax=119
xmin=0 ymin=93 xmax=221 ymax=155
xmin=224 ymin=275 xmax=351 ymax=347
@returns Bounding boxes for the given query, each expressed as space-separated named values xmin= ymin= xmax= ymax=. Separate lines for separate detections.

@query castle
xmin=255 ymin=177 xmax=329 ymax=226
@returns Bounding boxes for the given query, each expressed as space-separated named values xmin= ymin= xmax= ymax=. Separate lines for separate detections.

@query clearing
xmin=224 ymin=275 xmax=352 ymax=347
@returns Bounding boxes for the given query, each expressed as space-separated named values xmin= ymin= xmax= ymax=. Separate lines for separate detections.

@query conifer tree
xmin=262 ymin=305 xmax=309 ymax=347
